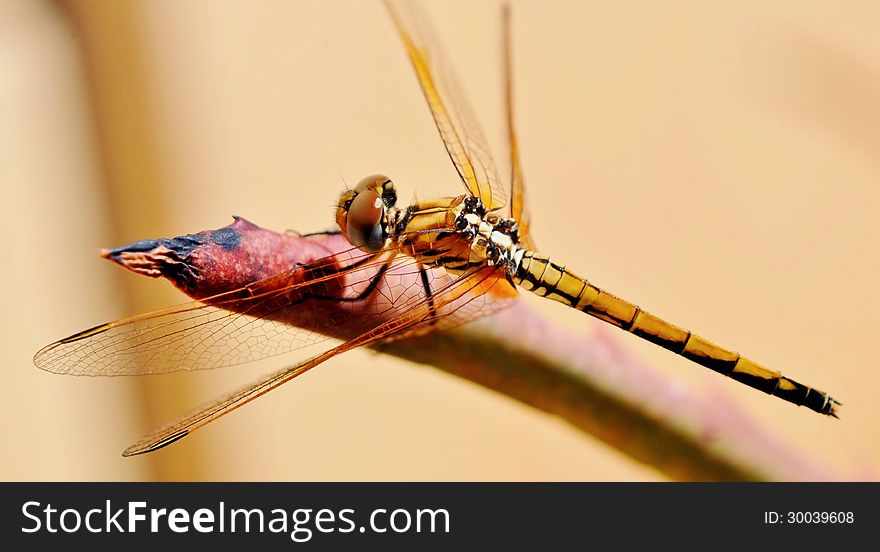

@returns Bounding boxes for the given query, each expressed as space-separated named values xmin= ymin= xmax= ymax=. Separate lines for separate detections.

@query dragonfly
xmin=33 ymin=0 xmax=839 ymax=457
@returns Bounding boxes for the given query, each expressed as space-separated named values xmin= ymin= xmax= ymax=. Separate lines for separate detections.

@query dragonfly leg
xmin=309 ymin=256 xmax=395 ymax=303
xmin=418 ymin=263 xmax=437 ymax=326
xmin=298 ymin=229 xmax=343 ymax=237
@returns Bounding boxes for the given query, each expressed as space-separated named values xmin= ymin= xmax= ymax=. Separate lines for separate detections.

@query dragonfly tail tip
xmin=825 ymin=398 xmax=842 ymax=419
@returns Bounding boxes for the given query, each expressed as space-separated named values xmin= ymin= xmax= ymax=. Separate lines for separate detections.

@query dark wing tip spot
xmin=58 ymin=322 xmax=112 ymax=344
xmin=123 ymin=430 xmax=190 ymax=457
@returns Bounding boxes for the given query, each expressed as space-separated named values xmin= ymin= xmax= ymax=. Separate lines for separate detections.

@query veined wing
xmin=384 ymin=0 xmax=506 ymax=213
xmin=502 ymin=4 xmax=535 ymax=251
xmin=34 ymin=243 xmax=437 ymax=377
xmin=123 ymin=263 xmax=517 ymax=456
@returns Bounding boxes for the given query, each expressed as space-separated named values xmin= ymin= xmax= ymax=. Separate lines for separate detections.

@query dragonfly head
xmin=336 ymin=174 xmax=397 ymax=252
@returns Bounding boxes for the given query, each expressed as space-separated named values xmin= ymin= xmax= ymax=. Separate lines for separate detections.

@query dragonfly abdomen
xmin=513 ymin=251 xmax=840 ymax=416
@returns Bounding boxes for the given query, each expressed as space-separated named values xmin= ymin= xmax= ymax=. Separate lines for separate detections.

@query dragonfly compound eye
xmin=346 ymin=189 xmax=387 ymax=252
xmin=335 ymin=174 xmax=394 ymax=252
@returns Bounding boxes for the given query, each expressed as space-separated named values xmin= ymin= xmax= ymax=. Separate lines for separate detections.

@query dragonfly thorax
xmin=453 ymin=197 xmax=524 ymax=275
xmin=338 ymin=176 xmax=524 ymax=276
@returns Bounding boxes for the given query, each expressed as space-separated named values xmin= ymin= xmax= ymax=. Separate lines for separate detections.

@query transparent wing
xmin=122 ymin=263 xmax=517 ymax=456
xmin=503 ymin=4 xmax=535 ymax=250
xmin=380 ymin=261 xmax=518 ymax=342
xmin=384 ymin=0 xmax=507 ymax=212
xmin=34 ymin=244 xmax=432 ymax=376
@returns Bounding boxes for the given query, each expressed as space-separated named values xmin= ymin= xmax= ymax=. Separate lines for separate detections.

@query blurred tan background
xmin=2 ymin=0 xmax=878 ymax=481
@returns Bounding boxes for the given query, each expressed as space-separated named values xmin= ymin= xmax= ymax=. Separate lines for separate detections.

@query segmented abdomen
xmin=513 ymin=251 xmax=839 ymax=416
